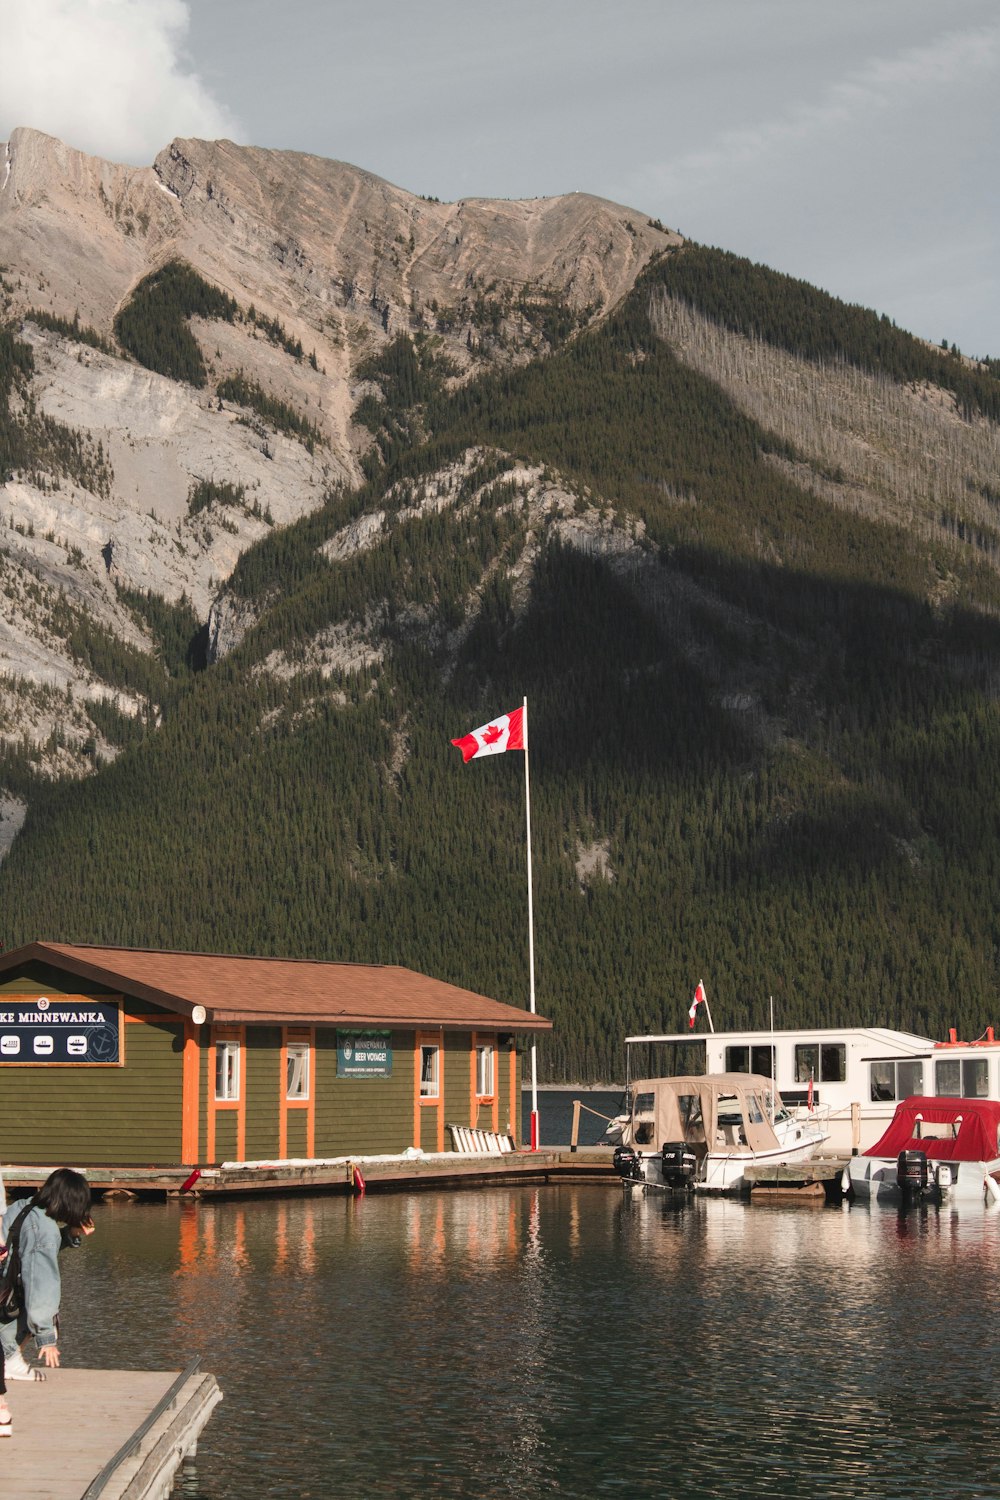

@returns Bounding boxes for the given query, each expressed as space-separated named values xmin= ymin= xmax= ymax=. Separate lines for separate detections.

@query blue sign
xmin=0 ymin=996 xmax=121 ymax=1064
xmin=337 ymin=1030 xmax=392 ymax=1077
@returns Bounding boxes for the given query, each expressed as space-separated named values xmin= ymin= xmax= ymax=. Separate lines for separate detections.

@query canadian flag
xmin=688 ymin=980 xmax=707 ymax=1029
xmin=451 ymin=706 xmax=525 ymax=762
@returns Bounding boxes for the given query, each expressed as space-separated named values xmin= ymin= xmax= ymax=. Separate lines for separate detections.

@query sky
xmin=2 ymin=0 xmax=998 ymax=357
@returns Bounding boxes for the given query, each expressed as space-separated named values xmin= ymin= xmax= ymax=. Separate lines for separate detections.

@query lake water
xmin=522 ymin=1087 xmax=625 ymax=1146
xmin=57 ymin=1171 xmax=1000 ymax=1499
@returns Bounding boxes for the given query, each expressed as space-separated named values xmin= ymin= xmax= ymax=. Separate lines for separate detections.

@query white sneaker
xmin=3 ymin=1349 xmax=44 ymax=1381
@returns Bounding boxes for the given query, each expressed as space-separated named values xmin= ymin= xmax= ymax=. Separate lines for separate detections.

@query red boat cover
xmin=864 ymin=1096 xmax=1000 ymax=1161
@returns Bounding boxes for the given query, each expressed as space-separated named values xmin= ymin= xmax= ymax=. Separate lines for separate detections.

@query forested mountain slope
xmin=0 ymin=126 xmax=671 ymax=805
xmin=3 ymin=137 xmax=1000 ymax=1077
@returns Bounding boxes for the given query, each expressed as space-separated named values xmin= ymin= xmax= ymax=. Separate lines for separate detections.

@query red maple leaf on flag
xmin=481 ymin=723 xmax=503 ymax=744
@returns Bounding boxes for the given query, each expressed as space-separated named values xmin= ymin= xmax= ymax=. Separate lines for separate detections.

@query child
xmin=0 ymin=1168 xmax=94 ymax=1385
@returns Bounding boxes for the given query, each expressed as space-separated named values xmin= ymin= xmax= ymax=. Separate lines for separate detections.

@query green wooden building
xmin=0 ymin=942 xmax=551 ymax=1166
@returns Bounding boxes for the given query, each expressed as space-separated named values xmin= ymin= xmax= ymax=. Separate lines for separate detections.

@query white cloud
xmin=636 ymin=21 xmax=1000 ymax=207
xmin=0 ymin=0 xmax=243 ymax=164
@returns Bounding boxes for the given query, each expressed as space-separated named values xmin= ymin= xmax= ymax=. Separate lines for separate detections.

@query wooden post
xmin=570 ymin=1098 xmax=581 ymax=1153
xmin=851 ymin=1101 xmax=861 ymax=1155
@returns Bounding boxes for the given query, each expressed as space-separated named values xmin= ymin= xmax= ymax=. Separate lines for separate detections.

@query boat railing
xmin=787 ymin=1101 xmax=833 ymax=1125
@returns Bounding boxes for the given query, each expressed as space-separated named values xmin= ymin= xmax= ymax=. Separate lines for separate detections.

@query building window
xmin=476 ymin=1043 xmax=495 ymax=1098
xmin=795 ymin=1043 xmax=846 ymax=1084
xmin=215 ymin=1040 xmax=240 ymax=1101
xmin=726 ymin=1044 xmax=774 ymax=1078
xmin=420 ymin=1044 xmax=439 ymax=1099
xmin=869 ymin=1058 xmax=923 ymax=1103
xmin=935 ymin=1057 xmax=989 ymax=1097
xmin=286 ymin=1042 xmax=310 ymax=1100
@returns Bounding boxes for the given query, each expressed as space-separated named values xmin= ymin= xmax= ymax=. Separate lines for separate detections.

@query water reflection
xmin=54 ymin=1188 xmax=1000 ymax=1499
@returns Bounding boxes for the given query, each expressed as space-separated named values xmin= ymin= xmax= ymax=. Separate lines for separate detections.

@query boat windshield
xmin=678 ymin=1093 xmax=705 ymax=1132
xmin=633 ymin=1090 xmax=656 ymax=1144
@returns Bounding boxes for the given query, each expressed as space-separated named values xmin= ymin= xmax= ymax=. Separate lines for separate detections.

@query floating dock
xmin=1 ymin=1147 xmax=616 ymax=1201
xmin=744 ymin=1155 xmax=850 ymax=1202
xmin=2 ymin=1150 xmax=856 ymax=1205
xmin=3 ymin=1359 xmax=221 ymax=1499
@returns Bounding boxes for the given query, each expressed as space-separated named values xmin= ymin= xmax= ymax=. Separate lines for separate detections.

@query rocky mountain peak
xmin=0 ymin=127 xmax=680 ymax=783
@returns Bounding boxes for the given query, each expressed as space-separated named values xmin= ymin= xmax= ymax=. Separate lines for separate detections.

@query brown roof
xmin=0 ymin=942 xmax=552 ymax=1032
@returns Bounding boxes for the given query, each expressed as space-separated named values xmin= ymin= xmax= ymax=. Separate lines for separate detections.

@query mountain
xmin=0 ymin=125 xmax=672 ymax=768
xmin=2 ymin=128 xmax=1000 ymax=1078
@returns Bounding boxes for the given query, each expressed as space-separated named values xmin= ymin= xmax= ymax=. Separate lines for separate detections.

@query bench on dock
xmin=447 ymin=1124 xmax=515 ymax=1154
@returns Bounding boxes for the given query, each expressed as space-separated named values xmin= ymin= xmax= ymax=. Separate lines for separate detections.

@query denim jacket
xmin=1 ymin=1202 xmax=66 ymax=1348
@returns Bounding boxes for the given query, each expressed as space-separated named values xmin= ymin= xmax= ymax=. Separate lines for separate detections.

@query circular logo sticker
xmin=37 ymin=997 xmax=50 ymax=1011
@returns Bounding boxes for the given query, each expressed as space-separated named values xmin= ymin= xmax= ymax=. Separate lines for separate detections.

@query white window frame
xmin=420 ymin=1044 xmax=439 ymax=1099
xmin=869 ymin=1057 xmax=923 ymax=1103
xmin=476 ymin=1042 xmax=495 ymax=1098
xmin=215 ymin=1039 xmax=241 ymax=1101
xmin=286 ymin=1041 xmax=310 ymax=1101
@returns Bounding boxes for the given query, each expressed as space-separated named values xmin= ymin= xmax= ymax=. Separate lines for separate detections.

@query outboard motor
xmin=661 ymin=1141 xmax=697 ymax=1190
xmin=613 ymin=1144 xmax=643 ymax=1181
xmin=935 ymin=1162 xmax=955 ymax=1194
xmin=897 ymin=1149 xmax=929 ymax=1195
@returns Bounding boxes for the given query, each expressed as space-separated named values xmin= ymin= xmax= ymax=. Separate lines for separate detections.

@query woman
xmin=0 ymin=1168 xmax=94 ymax=1388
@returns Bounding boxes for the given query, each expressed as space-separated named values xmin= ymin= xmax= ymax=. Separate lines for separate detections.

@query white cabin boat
xmin=610 ymin=1025 xmax=1000 ymax=1155
xmin=847 ymin=1096 xmax=1000 ymax=1204
xmin=614 ymin=1073 xmax=830 ymax=1194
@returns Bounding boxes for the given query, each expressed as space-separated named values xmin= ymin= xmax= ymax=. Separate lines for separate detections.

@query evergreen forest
xmin=3 ymin=244 xmax=1000 ymax=1080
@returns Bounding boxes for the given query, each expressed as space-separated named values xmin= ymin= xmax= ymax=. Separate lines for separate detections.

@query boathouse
xmin=0 ymin=942 xmax=551 ymax=1166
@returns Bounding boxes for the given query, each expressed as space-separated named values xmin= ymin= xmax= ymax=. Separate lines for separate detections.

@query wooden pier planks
xmin=2 ymin=1147 xmax=617 ymax=1200
xmin=3 ymin=1366 xmax=222 ymax=1499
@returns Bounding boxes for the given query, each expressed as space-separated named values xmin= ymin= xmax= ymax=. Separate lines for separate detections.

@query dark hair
xmin=35 ymin=1168 xmax=91 ymax=1228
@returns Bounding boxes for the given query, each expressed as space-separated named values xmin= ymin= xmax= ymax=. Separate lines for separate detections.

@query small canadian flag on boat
xmin=688 ymin=981 xmax=707 ymax=1029
xmin=451 ymin=706 xmax=525 ymax=762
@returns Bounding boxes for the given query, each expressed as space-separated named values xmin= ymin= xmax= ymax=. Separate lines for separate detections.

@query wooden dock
xmin=744 ymin=1154 xmax=851 ymax=1202
xmin=1 ymin=1147 xmax=617 ymax=1201
xmin=3 ymin=1360 xmax=221 ymax=1499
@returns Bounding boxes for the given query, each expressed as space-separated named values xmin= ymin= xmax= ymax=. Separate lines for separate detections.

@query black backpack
xmin=0 ymin=1199 xmax=37 ymax=1322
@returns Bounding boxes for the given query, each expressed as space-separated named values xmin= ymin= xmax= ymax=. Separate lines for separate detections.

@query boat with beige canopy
xmin=612 ymin=1072 xmax=830 ymax=1193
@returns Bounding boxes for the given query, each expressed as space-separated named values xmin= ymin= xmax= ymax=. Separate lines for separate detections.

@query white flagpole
xmin=523 ymin=695 xmax=539 ymax=1149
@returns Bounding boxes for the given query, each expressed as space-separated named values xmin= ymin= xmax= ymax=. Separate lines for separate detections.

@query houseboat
xmin=610 ymin=1025 xmax=1000 ymax=1154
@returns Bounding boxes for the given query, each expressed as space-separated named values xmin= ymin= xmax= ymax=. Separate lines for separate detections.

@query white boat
xmin=847 ymin=1096 xmax=1000 ymax=1204
xmin=613 ymin=1072 xmax=830 ymax=1194
xmin=607 ymin=1024 xmax=1000 ymax=1155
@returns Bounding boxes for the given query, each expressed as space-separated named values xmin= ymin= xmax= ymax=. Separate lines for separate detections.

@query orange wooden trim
xmin=469 ymin=1036 xmax=478 ymax=1125
xmin=279 ymin=1030 xmax=289 ymax=1159
xmin=414 ymin=1031 xmax=444 ymax=1150
xmin=124 ymin=1013 xmax=188 ymax=1024
xmin=236 ymin=1024 xmax=246 ymax=1161
xmin=208 ymin=1026 xmax=246 ymax=1161
xmin=472 ymin=1033 xmax=499 ymax=1131
xmin=181 ymin=1022 xmax=200 ymax=1163
xmin=279 ymin=1029 xmax=315 ymax=1158
xmin=509 ymin=1038 xmax=518 ymax=1145
xmin=307 ymin=1027 xmax=315 ymax=1156
xmin=206 ymin=1037 xmax=216 ymax=1163
xmin=436 ymin=1030 xmax=444 ymax=1152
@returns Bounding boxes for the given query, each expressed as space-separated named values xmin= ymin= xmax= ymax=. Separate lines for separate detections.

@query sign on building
xmin=337 ymin=1030 xmax=392 ymax=1077
xmin=0 ymin=996 xmax=121 ymax=1065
